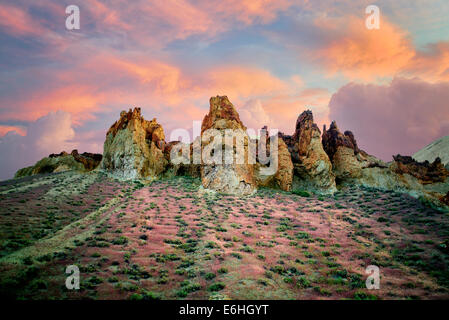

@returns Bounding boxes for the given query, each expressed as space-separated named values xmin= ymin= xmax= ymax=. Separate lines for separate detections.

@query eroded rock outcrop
xmin=254 ymin=128 xmax=293 ymax=191
xmin=15 ymin=150 xmax=102 ymax=178
xmin=322 ymin=121 xmax=386 ymax=182
xmin=392 ymin=155 xmax=449 ymax=184
xmin=322 ymin=121 xmax=360 ymax=161
xmin=69 ymin=150 xmax=102 ymax=171
xmin=200 ymin=96 xmax=256 ymax=195
xmin=281 ymin=111 xmax=336 ymax=193
xmin=101 ymin=107 xmax=167 ymax=180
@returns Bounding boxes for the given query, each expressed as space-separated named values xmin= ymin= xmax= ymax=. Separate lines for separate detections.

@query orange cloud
xmin=78 ymin=53 xmax=298 ymax=107
xmin=313 ymin=16 xmax=414 ymax=81
xmin=404 ymin=42 xmax=449 ymax=82
xmin=1 ymin=44 xmax=302 ymax=132
xmin=204 ymin=66 xmax=293 ymax=100
xmin=0 ymin=84 xmax=105 ymax=125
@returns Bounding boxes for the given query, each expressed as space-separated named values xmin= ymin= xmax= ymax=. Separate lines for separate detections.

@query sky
xmin=1 ymin=0 xmax=449 ymax=180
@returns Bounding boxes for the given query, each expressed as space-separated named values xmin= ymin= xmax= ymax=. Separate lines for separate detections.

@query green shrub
xmin=217 ymin=267 xmax=228 ymax=274
xmin=292 ymin=190 xmax=310 ymax=197
xmin=208 ymin=282 xmax=225 ymax=291
xmin=297 ymin=276 xmax=311 ymax=288
xmin=205 ymin=273 xmax=216 ymax=280
xmin=112 ymin=236 xmax=128 ymax=245
xmin=353 ymin=290 xmax=378 ymax=300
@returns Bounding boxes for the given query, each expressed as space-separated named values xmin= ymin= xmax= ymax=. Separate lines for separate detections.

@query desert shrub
xmin=217 ymin=267 xmax=228 ymax=274
xmin=206 ymin=241 xmax=218 ymax=249
xmin=292 ymin=190 xmax=310 ymax=197
xmin=231 ymin=252 xmax=242 ymax=259
xmin=204 ymin=273 xmax=216 ymax=280
xmin=321 ymin=251 xmax=330 ymax=257
xmin=297 ymin=276 xmax=311 ymax=288
xmin=314 ymin=286 xmax=331 ymax=296
xmin=283 ymin=277 xmax=293 ymax=283
xmin=139 ymin=234 xmax=148 ymax=240
xmin=112 ymin=236 xmax=128 ymax=245
xmin=87 ymin=276 xmax=103 ymax=285
xmin=141 ymin=291 xmax=161 ymax=300
xmin=240 ymin=245 xmax=255 ymax=253
xmin=296 ymin=232 xmax=310 ymax=239
xmin=22 ymin=256 xmax=33 ymax=265
xmin=353 ymin=290 xmax=378 ymax=300
xmin=129 ymin=293 xmax=144 ymax=300
xmin=208 ymin=282 xmax=225 ymax=291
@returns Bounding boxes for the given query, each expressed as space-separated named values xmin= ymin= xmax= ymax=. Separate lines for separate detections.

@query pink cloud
xmin=328 ymin=77 xmax=449 ymax=161
xmin=0 ymin=4 xmax=45 ymax=36
xmin=0 ymin=125 xmax=26 ymax=137
xmin=0 ymin=111 xmax=76 ymax=180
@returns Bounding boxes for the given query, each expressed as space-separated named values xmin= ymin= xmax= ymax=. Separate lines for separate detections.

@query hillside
xmin=1 ymin=171 xmax=449 ymax=299
xmin=413 ymin=136 xmax=449 ymax=169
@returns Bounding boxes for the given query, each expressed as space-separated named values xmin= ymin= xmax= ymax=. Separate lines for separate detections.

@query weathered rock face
xmin=283 ymin=111 xmax=336 ymax=193
xmin=14 ymin=149 xmax=102 ymax=178
xmin=322 ymin=121 xmax=360 ymax=161
xmin=322 ymin=121 xmax=387 ymax=182
xmin=392 ymin=155 xmax=449 ymax=184
xmin=69 ymin=150 xmax=102 ymax=171
xmin=101 ymin=107 xmax=167 ymax=180
xmin=200 ymin=96 xmax=256 ymax=195
xmin=254 ymin=128 xmax=293 ymax=191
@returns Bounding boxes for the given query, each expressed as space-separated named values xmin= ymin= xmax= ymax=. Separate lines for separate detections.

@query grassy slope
xmin=0 ymin=172 xmax=449 ymax=300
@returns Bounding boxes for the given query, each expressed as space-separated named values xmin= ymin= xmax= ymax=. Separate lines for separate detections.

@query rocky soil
xmin=1 ymin=172 xmax=449 ymax=300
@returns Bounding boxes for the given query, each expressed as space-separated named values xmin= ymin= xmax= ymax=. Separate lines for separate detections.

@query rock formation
xmin=321 ymin=121 xmax=360 ymax=161
xmin=281 ymin=111 xmax=336 ymax=194
xmin=15 ymin=150 xmax=102 ymax=178
xmin=11 ymin=95 xmax=448 ymax=210
xmin=69 ymin=150 xmax=102 ymax=171
xmin=254 ymin=128 xmax=293 ymax=191
xmin=200 ymin=96 xmax=256 ymax=195
xmin=322 ymin=121 xmax=386 ymax=182
xmin=392 ymin=155 xmax=449 ymax=184
xmin=100 ymin=107 xmax=167 ymax=180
